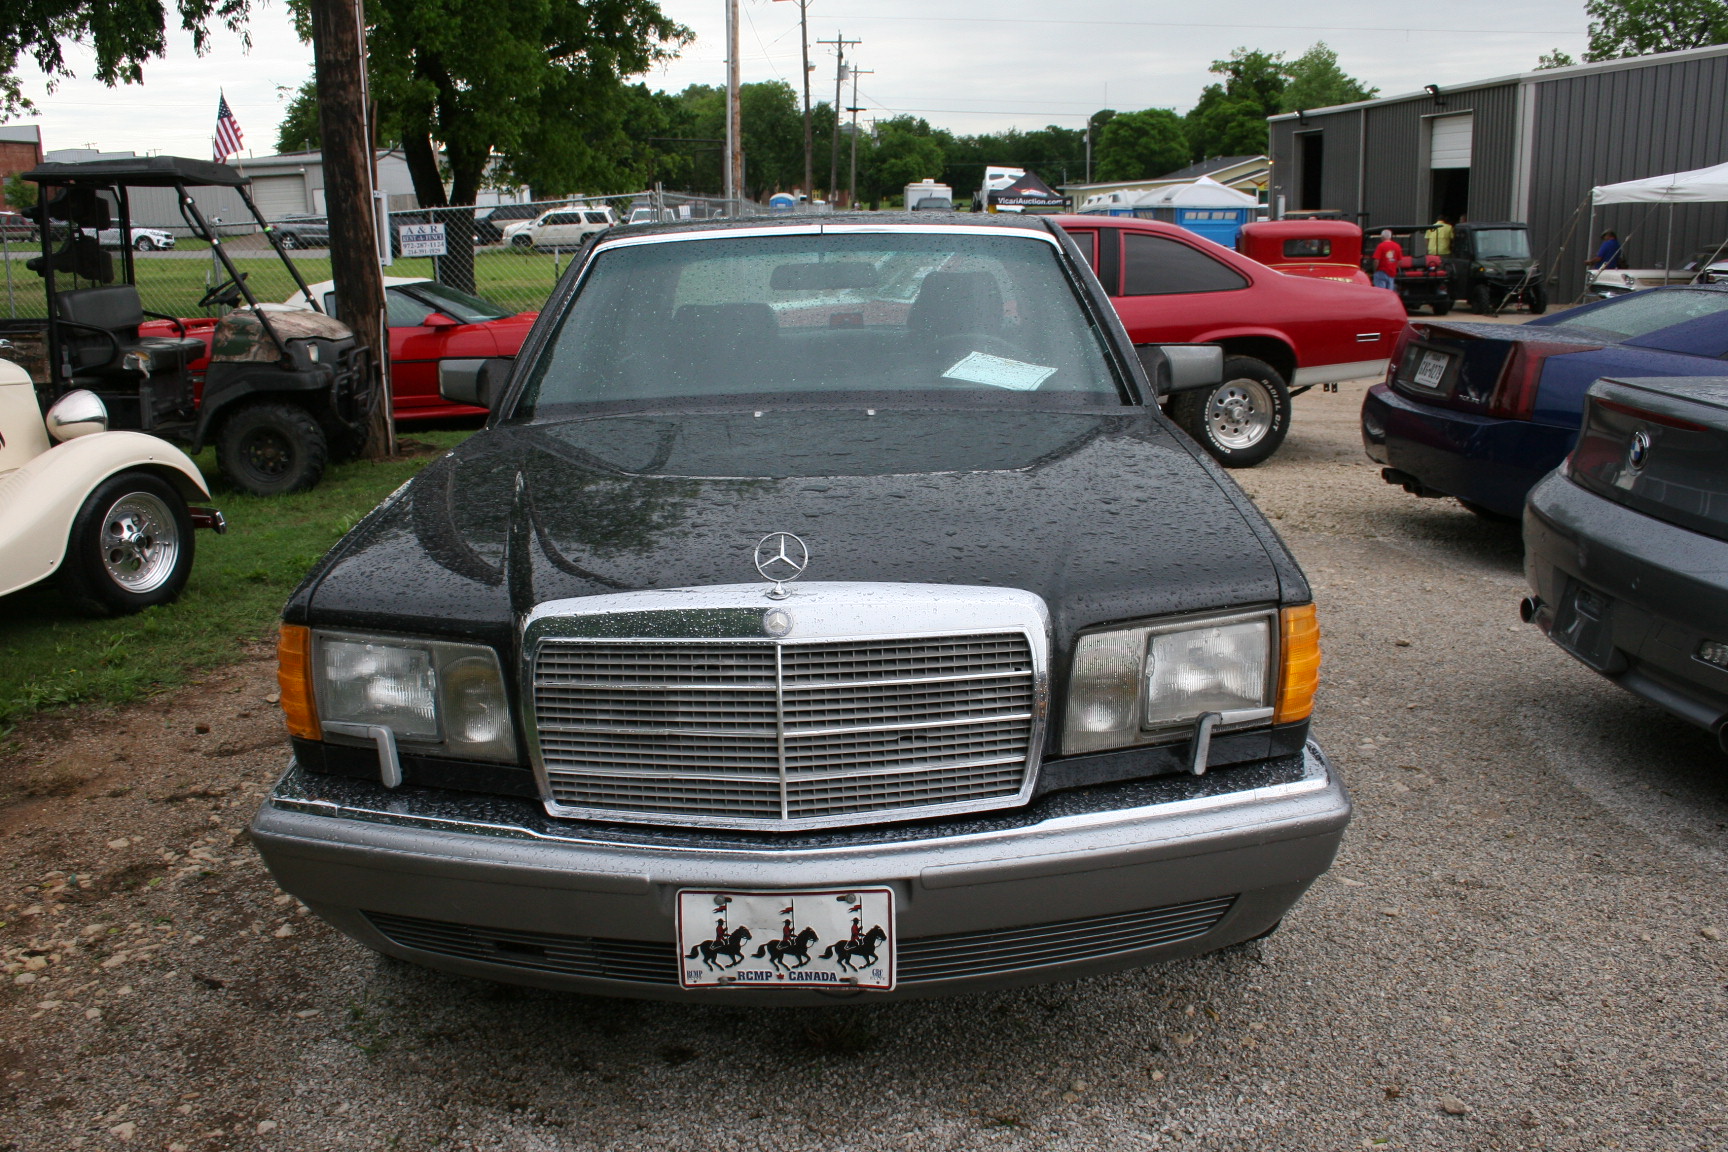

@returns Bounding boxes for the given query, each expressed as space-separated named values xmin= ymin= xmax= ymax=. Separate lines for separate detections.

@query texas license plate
xmin=676 ymin=888 xmax=896 ymax=990
xmin=1412 ymin=349 xmax=1449 ymax=389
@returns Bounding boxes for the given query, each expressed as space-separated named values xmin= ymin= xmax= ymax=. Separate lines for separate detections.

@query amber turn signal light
xmin=1275 ymin=604 xmax=1321 ymax=724
xmin=277 ymin=624 xmax=321 ymax=740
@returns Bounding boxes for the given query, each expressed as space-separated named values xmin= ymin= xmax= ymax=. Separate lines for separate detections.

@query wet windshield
xmin=1472 ymin=229 xmax=1531 ymax=260
xmin=517 ymin=230 xmax=1124 ymax=414
xmin=1551 ymin=288 xmax=1728 ymax=340
xmin=401 ymin=281 xmax=511 ymax=323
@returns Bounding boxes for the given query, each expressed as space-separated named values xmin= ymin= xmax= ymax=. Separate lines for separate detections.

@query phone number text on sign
xmin=398 ymin=222 xmax=447 ymax=258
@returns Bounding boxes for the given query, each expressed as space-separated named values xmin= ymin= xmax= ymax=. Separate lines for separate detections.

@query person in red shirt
xmin=1372 ymin=230 xmax=1403 ymax=291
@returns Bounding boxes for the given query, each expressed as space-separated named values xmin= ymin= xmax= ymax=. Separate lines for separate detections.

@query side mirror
xmin=439 ymin=357 xmax=512 ymax=409
xmin=422 ymin=312 xmax=460 ymax=329
xmin=1135 ymin=344 xmax=1224 ymax=396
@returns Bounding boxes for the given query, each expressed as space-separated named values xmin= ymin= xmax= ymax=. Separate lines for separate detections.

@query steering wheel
xmin=198 ymin=272 xmax=249 ymax=309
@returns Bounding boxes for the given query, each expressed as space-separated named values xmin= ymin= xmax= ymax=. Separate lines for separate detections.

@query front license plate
xmin=1412 ymin=349 xmax=1449 ymax=389
xmin=676 ymin=888 xmax=895 ymax=990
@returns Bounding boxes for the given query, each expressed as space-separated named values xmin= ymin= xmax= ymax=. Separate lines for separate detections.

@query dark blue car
xmin=1361 ymin=286 xmax=1728 ymax=518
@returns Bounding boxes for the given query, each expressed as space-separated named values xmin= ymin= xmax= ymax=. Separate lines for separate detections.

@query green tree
xmin=861 ymin=116 xmax=947 ymax=204
xmin=0 ymin=0 xmax=252 ymax=117
xmin=1185 ymin=48 xmax=1286 ymax=161
xmin=3 ymin=173 xmax=37 ymax=210
xmin=1093 ymin=109 xmax=1189 ymax=181
xmin=1279 ymin=42 xmax=1377 ymax=112
xmin=275 ymin=79 xmax=321 ymax=152
xmin=1536 ymin=48 xmax=1578 ymax=68
xmin=1584 ymin=0 xmax=1728 ymax=60
xmin=288 ymin=0 xmax=689 ymax=207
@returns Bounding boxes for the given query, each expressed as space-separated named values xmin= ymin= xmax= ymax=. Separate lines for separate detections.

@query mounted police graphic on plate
xmin=676 ymin=888 xmax=895 ymax=989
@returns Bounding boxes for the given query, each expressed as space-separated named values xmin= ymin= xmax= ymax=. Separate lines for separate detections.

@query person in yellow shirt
xmin=1425 ymin=216 xmax=1455 ymax=256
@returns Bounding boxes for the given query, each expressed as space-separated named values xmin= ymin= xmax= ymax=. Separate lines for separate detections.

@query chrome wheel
xmin=1204 ymin=378 xmax=1275 ymax=450
xmin=99 ymin=491 xmax=181 ymax=594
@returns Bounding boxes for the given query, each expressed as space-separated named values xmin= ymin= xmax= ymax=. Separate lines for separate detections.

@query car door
xmin=539 ymin=212 xmax=582 ymax=247
xmin=1104 ymin=228 xmax=1252 ymax=343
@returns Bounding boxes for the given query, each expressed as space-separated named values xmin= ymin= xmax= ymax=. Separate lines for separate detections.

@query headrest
xmin=42 ymin=186 xmax=111 ymax=230
xmin=907 ymin=271 xmax=1004 ymax=335
xmin=26 ymin=235 xmax=115 ymax=284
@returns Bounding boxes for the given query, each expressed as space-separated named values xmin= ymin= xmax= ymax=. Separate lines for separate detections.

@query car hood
xmin=288 ymin=407 xmax=1304 ymax=657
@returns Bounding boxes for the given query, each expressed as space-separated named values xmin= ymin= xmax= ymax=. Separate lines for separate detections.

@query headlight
xmin=1061 ymin=607 xmax=1318 ymax=755
xmin=279 ymin=627 xmax=518 ymax=763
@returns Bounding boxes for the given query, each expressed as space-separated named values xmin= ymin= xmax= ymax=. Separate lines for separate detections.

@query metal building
xmin=1267 ymin=44 xmax=1728 ymax=300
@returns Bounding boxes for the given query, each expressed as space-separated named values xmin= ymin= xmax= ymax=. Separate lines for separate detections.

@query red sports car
xmin=142 ymin=277 xmax=536 ymax=423
xmin=1056 ymin=215 xmax=1406 ymax=465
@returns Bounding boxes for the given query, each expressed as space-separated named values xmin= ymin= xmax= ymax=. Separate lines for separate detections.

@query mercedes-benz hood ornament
xmin=754 ymin=532 xmax=809 ymax=600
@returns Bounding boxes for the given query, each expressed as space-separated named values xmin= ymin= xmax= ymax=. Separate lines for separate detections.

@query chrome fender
xmin=0 ymin=431 xmax=210 ymax=599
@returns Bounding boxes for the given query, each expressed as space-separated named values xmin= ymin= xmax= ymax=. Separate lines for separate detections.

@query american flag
xmin=213 ymin=93 xmax=244 ymax=161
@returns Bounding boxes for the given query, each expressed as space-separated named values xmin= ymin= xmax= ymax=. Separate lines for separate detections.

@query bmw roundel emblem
xmin=1627 ymin=429 xmax=1651 ymax=472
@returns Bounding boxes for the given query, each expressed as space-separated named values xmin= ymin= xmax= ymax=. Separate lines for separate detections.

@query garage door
xmin=1430 ymin=114 xmax=1473 ymax=170
xmin=248 ymin=174 xmax=308 ymax=219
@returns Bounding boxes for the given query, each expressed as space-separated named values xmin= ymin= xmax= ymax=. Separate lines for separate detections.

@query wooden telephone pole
xmin=819 ymin=33 xmax=859 ymax=205
xmin=309 ymin=0 xmax=392 ymax=455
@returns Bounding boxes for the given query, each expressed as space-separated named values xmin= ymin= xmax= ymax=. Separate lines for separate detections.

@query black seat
xmin=665 ymin=303 xmax=779 ymax=391
xmin=908 ymin=271 xmax=1005 ymax=343
xmin=55 ymin=285 xmax=205 ymax=375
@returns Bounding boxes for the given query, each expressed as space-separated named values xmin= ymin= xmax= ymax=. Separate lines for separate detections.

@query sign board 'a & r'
xmin=398 ymin=222 xmax=447 ymax=258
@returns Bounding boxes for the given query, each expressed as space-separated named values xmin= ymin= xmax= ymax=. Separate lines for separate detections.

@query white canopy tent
xmin=1590 ymin=160 xmax=1728 ymax=276
xmin=1131 ymin=174 xmax=1260 ymax=209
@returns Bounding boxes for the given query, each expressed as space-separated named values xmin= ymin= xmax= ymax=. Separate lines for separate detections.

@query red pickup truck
xmin=1056 ymin=215 xmax=1407 ymax=465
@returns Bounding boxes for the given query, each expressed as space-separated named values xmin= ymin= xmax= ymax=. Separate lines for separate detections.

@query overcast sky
xmin=8 ymin=0 xmax=1589 ymax=161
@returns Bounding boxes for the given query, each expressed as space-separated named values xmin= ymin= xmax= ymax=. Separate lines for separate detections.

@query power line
xmin=832 ymin=13 xmax=1571 ymax=36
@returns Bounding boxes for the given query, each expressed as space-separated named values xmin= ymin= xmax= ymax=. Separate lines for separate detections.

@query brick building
xmin=0 ymin=125 xmax=44 ymax=207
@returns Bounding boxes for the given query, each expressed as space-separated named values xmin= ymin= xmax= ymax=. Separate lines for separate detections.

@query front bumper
xmin=1362 ymin=383 xmax=1574 ymax=518
xmin=1525 ymin=471 xmax=1728 ymax=734
xmin=253 ymin=744 xmax=1350 ymax=1003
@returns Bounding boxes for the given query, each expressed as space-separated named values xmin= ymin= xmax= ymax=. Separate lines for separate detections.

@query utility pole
xmin=847 ymin=66 xmax=872 ymax=211
xmin=309 ymin=0 xmax=392 ymax=456
xmin=774 ymin=0 xmax=816 ymax=201
xmin=819 ymin=32 xmax=860 ymax=205
xmin=724 ymin=0 xmax=742 ymax=212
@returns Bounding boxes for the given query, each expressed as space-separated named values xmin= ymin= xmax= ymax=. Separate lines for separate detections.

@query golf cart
xmin=0 ymin=156 xmax=373 ymax=495
xmin=1361 ymin=225 xmax=1455 ymax=315
xmin=1448 ymin=222 xmax=1545 ymax=315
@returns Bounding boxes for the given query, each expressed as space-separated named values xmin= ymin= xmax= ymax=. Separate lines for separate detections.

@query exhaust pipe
xmin=1519 ymin=596 xmax=1541 ymax=624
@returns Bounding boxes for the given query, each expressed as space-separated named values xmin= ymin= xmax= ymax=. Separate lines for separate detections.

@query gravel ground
xmin=2 ymin=370 xmax=1726 ymax=1151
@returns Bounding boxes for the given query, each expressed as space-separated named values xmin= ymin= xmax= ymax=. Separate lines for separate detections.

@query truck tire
xmin=216 ymin=402 xmax=328 ymax=496
xmin=1525 ymin=283 xmax=1548 ymax=314
xmin=57 ymin=470 xmax=196 ymax=616
xmin=1170 ymin=355 xmax=1291 ymax=468
xmin=1430 ymin=300 xmax=1453 ymax=316
xmin=1470 ymin=284 xmax=1495 ymax=315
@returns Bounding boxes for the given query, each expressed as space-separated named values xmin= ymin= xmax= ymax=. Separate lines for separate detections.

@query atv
xmin=0 ymin=156 xmax=373 ymax=495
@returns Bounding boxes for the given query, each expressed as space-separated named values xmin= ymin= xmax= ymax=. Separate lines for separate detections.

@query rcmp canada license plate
xmin=1412 ymin=349 xmax=1450 ymax=389
xmin=676 ymin=888 xmax=896 ymax=990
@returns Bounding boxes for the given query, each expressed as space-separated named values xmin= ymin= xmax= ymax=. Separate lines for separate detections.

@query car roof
xmin=605 ymin=211 xmax=1059 ymax=241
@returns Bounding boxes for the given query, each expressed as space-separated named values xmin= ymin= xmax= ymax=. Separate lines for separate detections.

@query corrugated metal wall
xmin=1268 ymin=84 xmax=1518 ymax=225
xmin=1530 ymin=55 xmax=1728 ymax=301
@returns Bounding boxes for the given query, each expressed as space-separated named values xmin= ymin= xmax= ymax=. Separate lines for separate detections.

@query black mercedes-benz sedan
xmin=252 ymin=214 xmax=1350 ymax=1002
xmin=1526 ymin=375 xmax=1728 ymax=745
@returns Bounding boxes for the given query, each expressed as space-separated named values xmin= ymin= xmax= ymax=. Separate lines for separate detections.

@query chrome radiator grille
xmin=532 ymin=633 xmax=1039 ymax=828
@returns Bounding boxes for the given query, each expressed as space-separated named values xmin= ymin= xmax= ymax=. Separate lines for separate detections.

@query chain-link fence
xmin=0 ymin=190 xmax=777 ymax=325
xmin=383 ymin=191 xmax=769 ymax=316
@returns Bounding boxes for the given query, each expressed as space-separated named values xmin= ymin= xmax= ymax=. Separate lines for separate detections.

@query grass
xmin=0 ymin=245 xmax=563 ymax=322
xmin=0 ymin=429 xmax=475 ymax=738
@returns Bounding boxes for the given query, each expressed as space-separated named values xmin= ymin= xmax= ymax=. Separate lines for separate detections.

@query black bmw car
xmin=252 ymin=214 xmax=1350 ymax=1002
